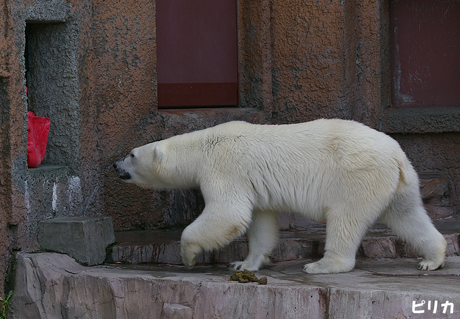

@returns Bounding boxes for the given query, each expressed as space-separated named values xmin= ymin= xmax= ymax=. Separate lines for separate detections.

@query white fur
xmin=115 ymin=119 xmax=447 ymax=273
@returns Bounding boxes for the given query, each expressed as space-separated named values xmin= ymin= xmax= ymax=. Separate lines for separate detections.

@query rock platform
xmin=10 ymin=253 xmax=460 ymax=319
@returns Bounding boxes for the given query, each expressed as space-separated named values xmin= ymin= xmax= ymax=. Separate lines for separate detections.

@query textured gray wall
xmin=20 ymin=0 xmax=83 ymax=250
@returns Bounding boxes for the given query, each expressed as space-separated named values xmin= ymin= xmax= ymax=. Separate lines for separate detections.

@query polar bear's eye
xmin=130 ymin=153 xmax=135 ymax=158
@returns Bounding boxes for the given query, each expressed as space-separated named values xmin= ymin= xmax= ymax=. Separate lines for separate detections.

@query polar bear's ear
xmin=153 ymin=145 xmax=164 ymax=161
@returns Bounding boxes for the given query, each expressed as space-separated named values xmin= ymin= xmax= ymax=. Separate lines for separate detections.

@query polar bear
xmin=114 ymin=119 xmax=446 ymax=274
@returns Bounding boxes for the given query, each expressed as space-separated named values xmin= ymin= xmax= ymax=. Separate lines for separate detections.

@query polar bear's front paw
xmin=181 ymin=243 xmax=201 ymax=268
xmin=418 ymin=259 xmax=445 ymax=271
xmin=182 ymin=251 xmax=196 ymax=268
xmin=228 ymin=255 xmax=270 ymax=271
xmin=228 ymin=261 xmax=259 ymax=271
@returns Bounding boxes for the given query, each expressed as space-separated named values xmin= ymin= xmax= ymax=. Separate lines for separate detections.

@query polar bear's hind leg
xmin=303 ymin=207 xmax=378 ymax=274
xmin=379 ymin=192 xmax=446 ymax=271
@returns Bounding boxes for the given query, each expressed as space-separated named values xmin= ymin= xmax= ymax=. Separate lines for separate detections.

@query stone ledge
xmin=380 ymin=106 xmax=460 ymax=134
xmin=109 ymin=219 xmax=460 ymax=265
xmin=10 ymin=252 xmax=460 ymax=319
xmin=157 ymin=107 xmax=267 ymax=139
xmin=38 ymin=216 xmax=115 ymax=266
xmin=158 ymin=107 xmax=263 ymax=118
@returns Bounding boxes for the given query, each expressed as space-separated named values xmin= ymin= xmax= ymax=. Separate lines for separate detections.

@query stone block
xmin=162 ymin=303 xmax=193 ymax=319
xmin=38 ymin=216 xmax=115 ymax=265
xmin=420 ymin=174 xmax=450 ymax=205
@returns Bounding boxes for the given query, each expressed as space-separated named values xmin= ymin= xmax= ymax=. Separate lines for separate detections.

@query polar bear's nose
xmin=113 ymin=162 xmax=131 ymax=180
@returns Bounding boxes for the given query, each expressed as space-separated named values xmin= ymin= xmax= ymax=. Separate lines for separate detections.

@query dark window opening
xmin=156 ymin=0 xmax=239 ymax=108
xmin=25 ymin=21 xmax=80 ymax=171
xmin=391 ymin=0 xmax=460 ymax=108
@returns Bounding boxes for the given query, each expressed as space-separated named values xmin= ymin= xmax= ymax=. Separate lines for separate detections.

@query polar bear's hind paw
xmin=418 ymin=259 xmax=445 ymax=271
xmin=303 ymin=257 xmax=355 ymax=274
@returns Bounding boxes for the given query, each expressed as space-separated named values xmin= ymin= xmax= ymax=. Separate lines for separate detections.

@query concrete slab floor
xmin=83 ymin=256 xmax=460 ymax=318
xmin=107 ymin=257 xmax=460 ymax=294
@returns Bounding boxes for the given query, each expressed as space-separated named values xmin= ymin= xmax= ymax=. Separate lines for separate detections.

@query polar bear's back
xmin=207 ymin=119 xmax=404 ymax=167
xmin=199 ymin=119 xmax=412 ymax=217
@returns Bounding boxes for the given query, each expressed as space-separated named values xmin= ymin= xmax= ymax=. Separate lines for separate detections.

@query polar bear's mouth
xmin=118 ymin=173 xmax=131 ymax=180
xmin=113 ymin=163 xmax=131 ymax=180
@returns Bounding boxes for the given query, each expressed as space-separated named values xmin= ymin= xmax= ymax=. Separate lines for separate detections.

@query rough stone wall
xmin=0 ymin=0 xmax=30 ymax=296
xmin=81 ymin=0 xmax=159 ymax=231
xmin=238 ymin=0 xmax=273 ymax=114
xmin=265 ymin=0 xmax=391 ymax=125
xmin=394 ymin=133 xmax=460 ymax=220
xmin=0 ymin=0 xmax=10 ymax=297
xmin=271 ymin=0 xmax=352 ymax=121
xmin=236 ymin=0 xmax=391 ymax=123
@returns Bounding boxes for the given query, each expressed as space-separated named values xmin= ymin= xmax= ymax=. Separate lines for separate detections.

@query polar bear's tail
xmin=394 ymin=151 xmax=415 ymax=191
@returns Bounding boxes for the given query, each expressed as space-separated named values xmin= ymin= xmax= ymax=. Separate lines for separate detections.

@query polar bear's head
xmin=113 ymin=142 xmax=169 ymax=189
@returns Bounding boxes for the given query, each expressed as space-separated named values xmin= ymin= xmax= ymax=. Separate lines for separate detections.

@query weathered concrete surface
xmin=38 ymin=217 xmax=115 ymax=265
xmin=110 ymin=219 xmax=460 ymax=266
xmin=10 ymin=252 xmax=460 ymax=319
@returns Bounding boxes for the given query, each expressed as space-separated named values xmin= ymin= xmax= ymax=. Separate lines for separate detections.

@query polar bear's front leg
xmin=228 ymin=210 xmax=279 ymax=271
xmin=180 ymin=201 xmax=252 ymax=268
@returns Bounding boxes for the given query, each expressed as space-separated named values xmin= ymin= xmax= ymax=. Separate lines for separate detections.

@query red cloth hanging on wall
xmin=27 ymin=111 xmax=50 ymax=168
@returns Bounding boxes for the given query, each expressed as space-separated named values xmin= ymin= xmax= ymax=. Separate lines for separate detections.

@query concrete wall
xmin=238 ymin=0 xmax=391 ymax=125
xmin=0 ymin=0 xmax=459 ymax=295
